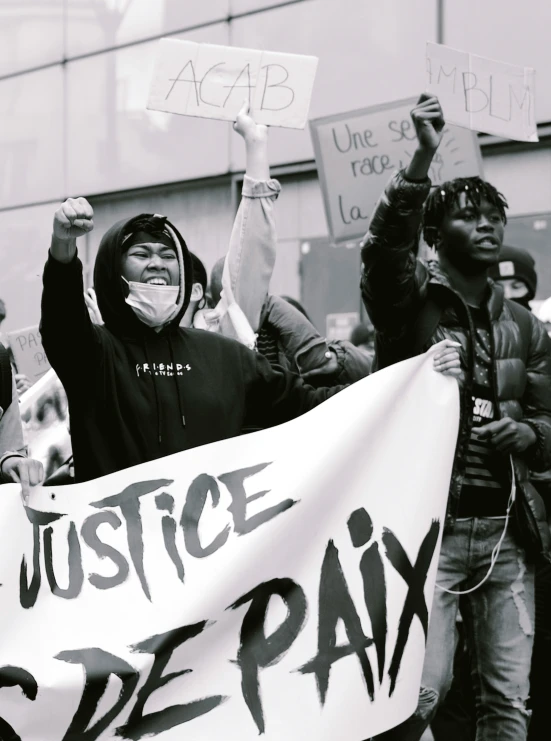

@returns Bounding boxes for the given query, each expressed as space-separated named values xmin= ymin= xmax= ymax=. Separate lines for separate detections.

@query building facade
xmin=1 ymin=0 xmax=550 ymax=334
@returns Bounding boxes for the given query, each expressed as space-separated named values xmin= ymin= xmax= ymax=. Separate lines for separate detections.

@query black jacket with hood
xmin=41 ymin=214 xmax=343 ymax=483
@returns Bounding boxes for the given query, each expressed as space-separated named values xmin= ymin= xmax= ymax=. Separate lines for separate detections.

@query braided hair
xmin=422 ymin=176 xmax=508 ymax=248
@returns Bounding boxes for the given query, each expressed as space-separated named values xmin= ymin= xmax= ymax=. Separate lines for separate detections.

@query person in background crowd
xmin=280 ymin=295 xmax=311 ymax=319
xmin=210 ymin=263 xmax=373 ymax=383
xmin=0 ymin=298 xmax=33 ymax=395
xmin=362 ymin=93 xmax=551 ymax=741
xmin=41 ymin=109 xmax=353 ymax=484
xmin=0 ymin=342 xmax=44 ymax=497
xmin=489 ymin=244 xmax=537 ymax=309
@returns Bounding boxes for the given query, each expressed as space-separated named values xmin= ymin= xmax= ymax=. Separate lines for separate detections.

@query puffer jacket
xmin=361 ymin=170 xmax=551 ymax=560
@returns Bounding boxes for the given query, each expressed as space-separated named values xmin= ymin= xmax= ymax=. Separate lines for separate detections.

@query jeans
xmin=431 ymin=618 xmax=476 ymax=741
xmin=377 ymin=518 xmax=535 ymax=741
xmin=370 ymin=686 xmax=439 ymax=741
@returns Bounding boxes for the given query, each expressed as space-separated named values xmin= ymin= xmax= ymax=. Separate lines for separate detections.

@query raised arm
xmin=219 ymin=103 xmax=281 ymax=335
xmin=360 ymin=95 xmax=445 ymax=334
xmin=261 ymin=296 xmax=372 ymax=382
xmin=41 ymin=198 xmax=100 ymax=388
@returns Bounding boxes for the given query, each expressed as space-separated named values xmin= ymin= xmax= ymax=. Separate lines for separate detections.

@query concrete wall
xmin=0 ymin=0 xmax=550 ymax=330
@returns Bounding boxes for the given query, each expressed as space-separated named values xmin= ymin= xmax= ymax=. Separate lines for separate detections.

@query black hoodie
xmin=41 ymin=214 xmax=343 ymax=483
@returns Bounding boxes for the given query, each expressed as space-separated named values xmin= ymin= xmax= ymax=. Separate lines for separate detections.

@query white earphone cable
xmin=436 ymin=456 xmax=516 ymax=595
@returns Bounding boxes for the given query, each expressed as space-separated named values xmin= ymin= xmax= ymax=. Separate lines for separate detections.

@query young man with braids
xmin=362 ymin=94 xmax=551 ymax=741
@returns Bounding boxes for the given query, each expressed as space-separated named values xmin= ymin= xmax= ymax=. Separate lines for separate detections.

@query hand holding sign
xmin=1 ymin=456 xmax=44 ymax=503
xmin=15 ymin=374 xmax=32 ymax=395
xmin=233 ymin=100 xmax=268 ymax=145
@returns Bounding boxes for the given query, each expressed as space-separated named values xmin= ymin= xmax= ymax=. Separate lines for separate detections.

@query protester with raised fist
xmin=363 ymin=93 xmax=551 ymax=741
xmin=40 ymin=111 xmax=348 ymax=484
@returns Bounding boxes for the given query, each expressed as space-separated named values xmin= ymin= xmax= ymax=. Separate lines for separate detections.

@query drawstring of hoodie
xmin=143 ymin=337 xmax=163 ymax=444
xmin=168 ymin=335 xmax=186 ymax=428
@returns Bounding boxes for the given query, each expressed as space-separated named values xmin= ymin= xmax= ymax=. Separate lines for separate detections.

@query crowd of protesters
xmin=0 ymin=94 xmax=549 ymax=740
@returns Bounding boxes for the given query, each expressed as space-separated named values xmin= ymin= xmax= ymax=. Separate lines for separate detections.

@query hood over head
xmin=93 ymin=213 xmax=193 ymax=336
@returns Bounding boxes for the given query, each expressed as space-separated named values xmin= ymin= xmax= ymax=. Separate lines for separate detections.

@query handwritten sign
xmin=147 ymin=39 xmax=319 ymax=129
xmin=310 ymin=98 xmax=483 ymax=244
xmin=426 ymin=43 xmax=538 ymax=143
xmin=0 ymin=348 xmax=459 ymax=740
xmin=7 ymin=324 xmax=51 ymax=383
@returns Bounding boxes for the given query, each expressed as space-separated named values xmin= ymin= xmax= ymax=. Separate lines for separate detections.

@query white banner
xmin=147 ymin=39 xmax=318 ymax=129
xmin=426 ymin=42 xmax=538 ymax=143
xmin=0 ymin=348 xmax=459 ymax=740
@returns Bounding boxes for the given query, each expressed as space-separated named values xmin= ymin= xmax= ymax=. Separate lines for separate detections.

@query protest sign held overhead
xmin=7 ymin=325 xmax=50 ymax=384
xmin=426 ymin=42 xmax=538 ymax=143
xmin=0 ymin=348 xmax=459 ymax=741
xmin=147 ymin=38 xmax=319 ymax=129
xmin=310 ymin=98 xmax=483 ymax=244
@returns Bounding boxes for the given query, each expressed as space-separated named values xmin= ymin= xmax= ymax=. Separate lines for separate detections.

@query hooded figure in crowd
xmin=40 ymin=205 xmax=347 ymax=484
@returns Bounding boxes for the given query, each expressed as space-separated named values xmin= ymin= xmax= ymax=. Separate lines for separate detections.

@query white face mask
xmin=123 ymin=278 xmax=180 ymax=328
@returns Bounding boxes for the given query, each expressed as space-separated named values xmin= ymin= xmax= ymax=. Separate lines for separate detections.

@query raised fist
xmin=410 ymin=94 xmax=445 ymax=152
xmin=53 ymin=197 xmax=94 ymax=241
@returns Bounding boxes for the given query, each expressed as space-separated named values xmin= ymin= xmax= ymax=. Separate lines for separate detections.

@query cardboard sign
xmin=426 ymin=42 xmax=538 ymax=143
xmin=310 ymin=98 xmax=483 ymax=244
xmin=8 ymin=324 xmax=51 ymax=383
xmin=0 ymin=348 xmax=459 ymax=740
xmin=147 ymin=39 xmax=319 ymax=129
